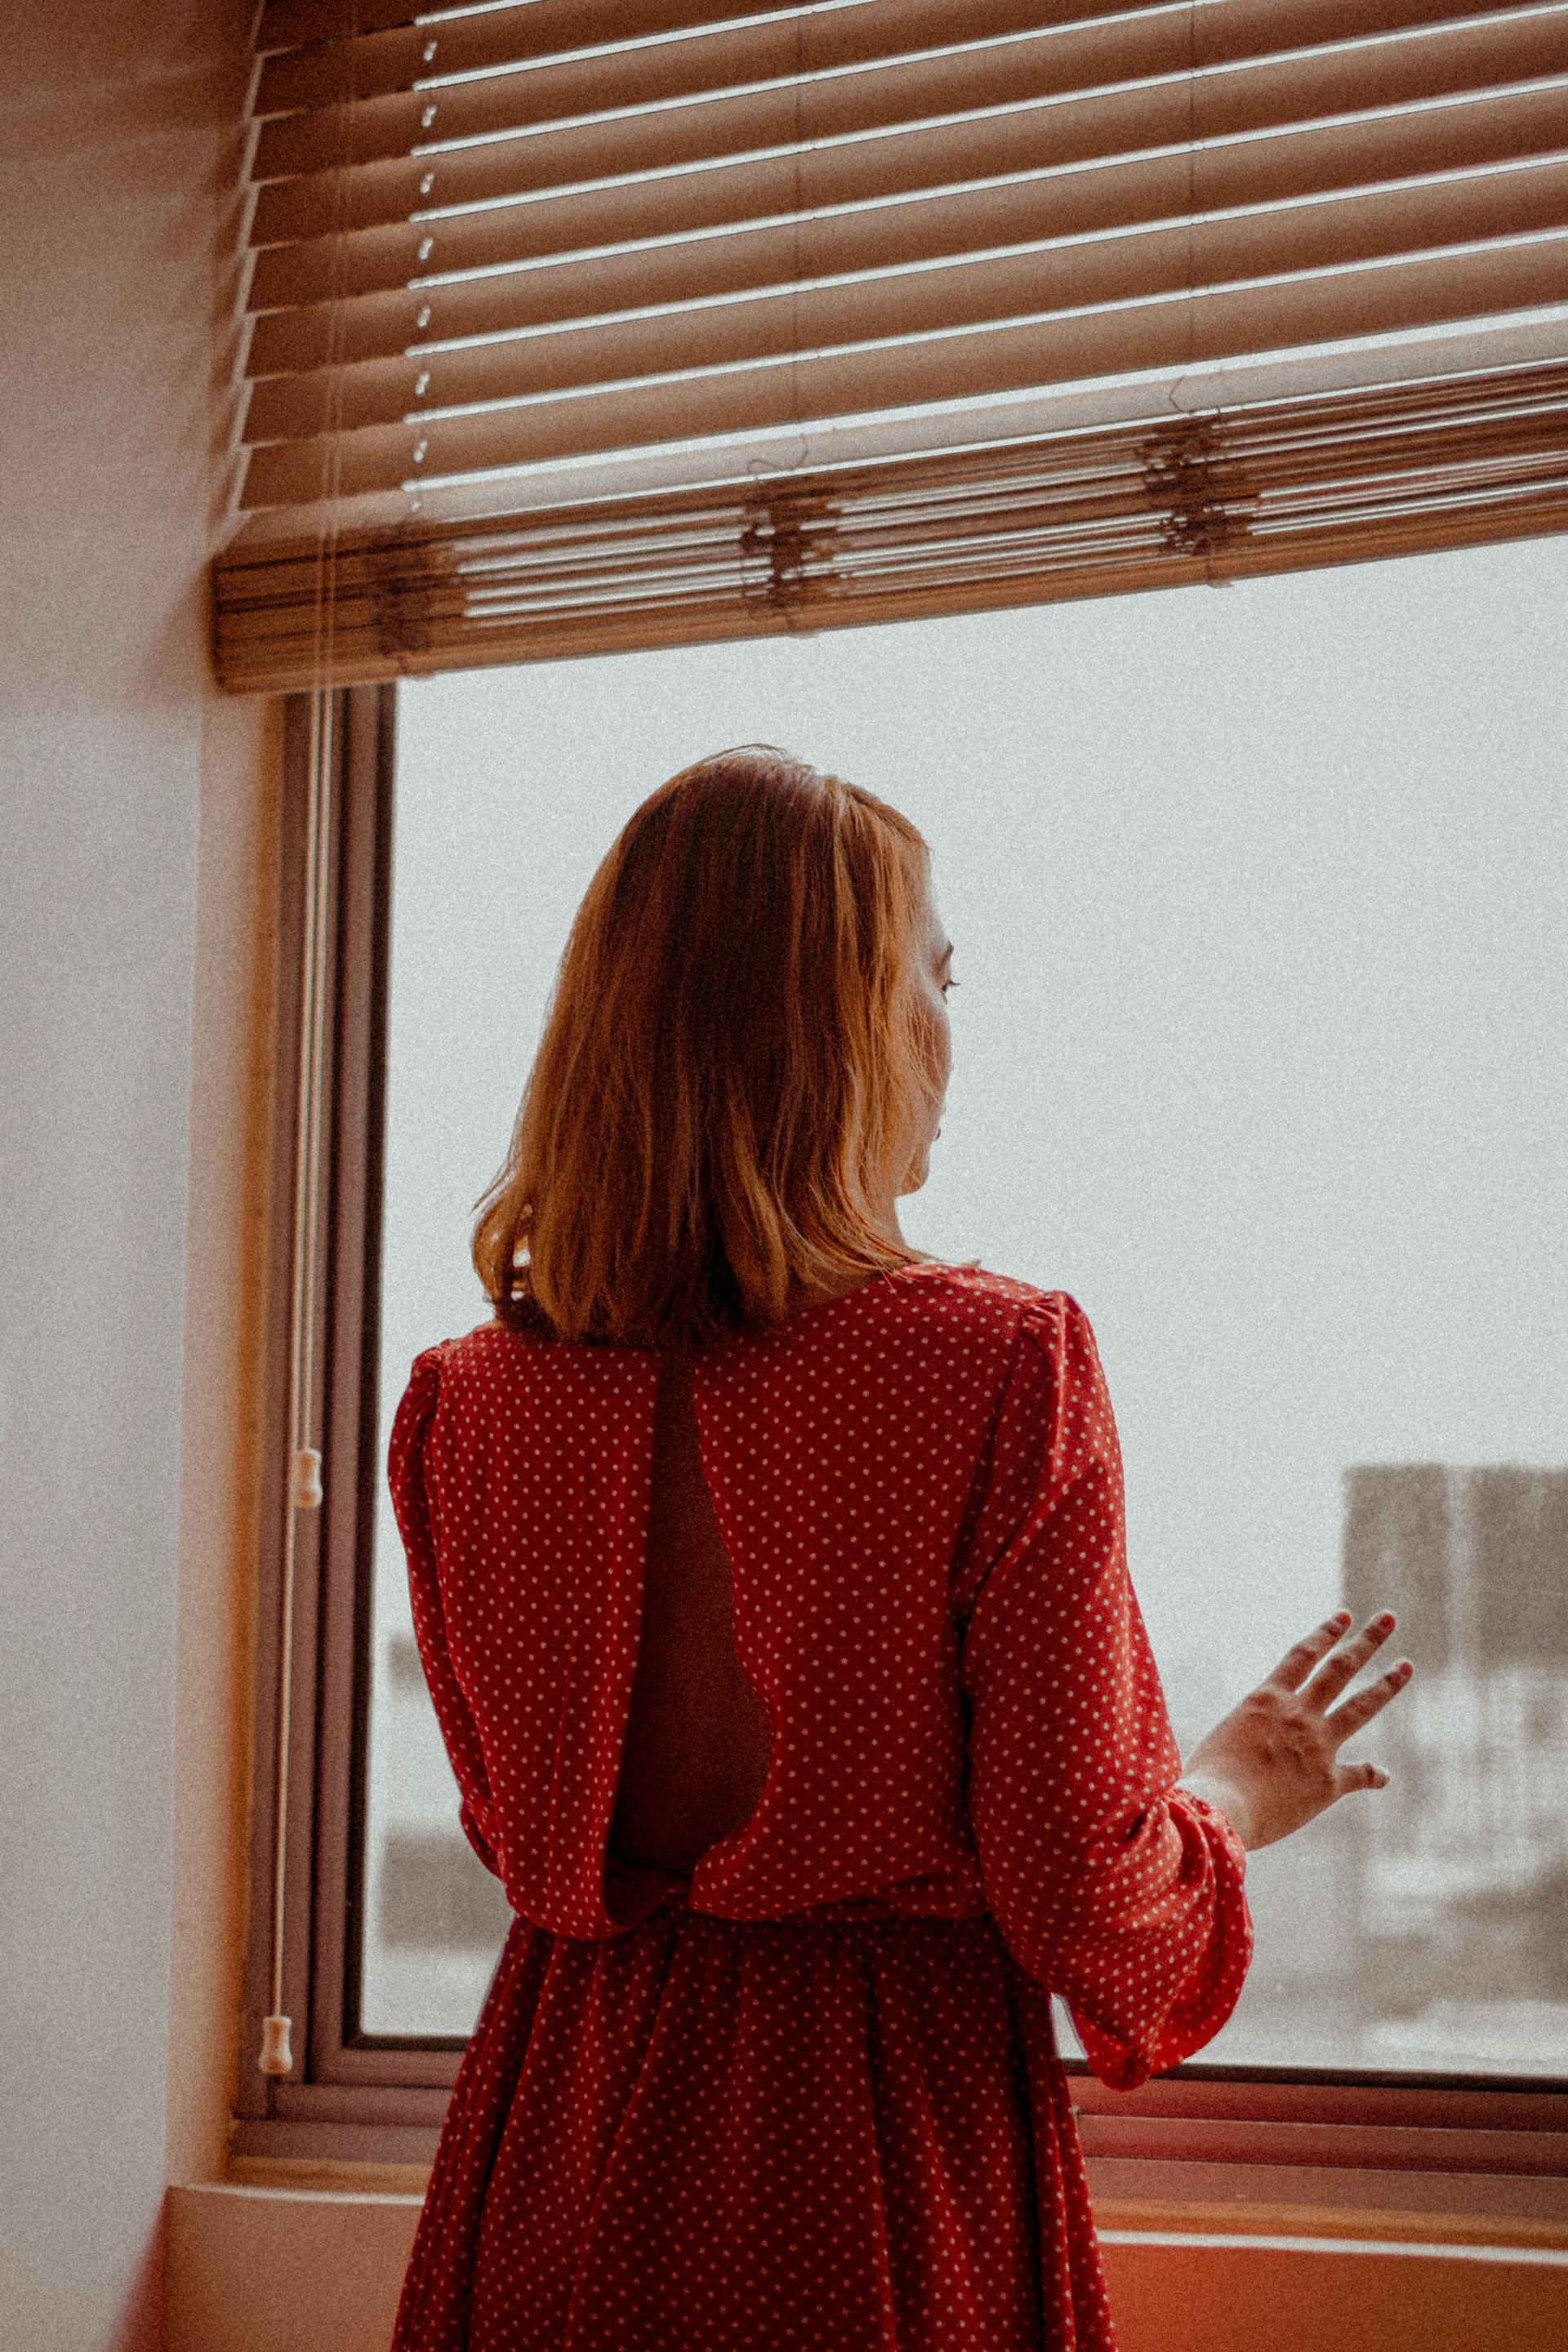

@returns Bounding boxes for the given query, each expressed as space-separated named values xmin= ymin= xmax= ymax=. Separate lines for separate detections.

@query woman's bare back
xmin=606 ymin=1352 xmax=773 ymax=1878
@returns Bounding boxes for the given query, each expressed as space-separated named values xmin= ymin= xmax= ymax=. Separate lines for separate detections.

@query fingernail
xmin=1374 ymin=1612 xmax=1396 ymax=1631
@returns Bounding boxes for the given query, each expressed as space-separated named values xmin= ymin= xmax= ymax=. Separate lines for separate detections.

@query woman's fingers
xmin=1325 ymin=1659 xmax=1414 ymax=1740
xmin=1301 ymin=1612 xmax=1397 ymax=1708
xmin=1334 ymin=1757 xmax=1392 ymax=1796
xmin=1263 ymin=1610 xmax=1353 ymax=1692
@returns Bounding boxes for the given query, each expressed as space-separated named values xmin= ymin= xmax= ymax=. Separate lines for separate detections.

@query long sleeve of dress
xmin=953 ymin=1292 xmax=1253 ymax=2091
xmin=388 ymin=1346 xmax=505 ymax=1881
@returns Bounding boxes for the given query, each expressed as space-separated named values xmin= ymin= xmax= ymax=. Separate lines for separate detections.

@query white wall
xmin=0 ymin=8 xmax=252 ymax=2346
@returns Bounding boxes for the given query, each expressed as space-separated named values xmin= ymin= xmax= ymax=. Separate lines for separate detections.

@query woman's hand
xmin=1175 ymin=1610 xmax=1414 ymax=1851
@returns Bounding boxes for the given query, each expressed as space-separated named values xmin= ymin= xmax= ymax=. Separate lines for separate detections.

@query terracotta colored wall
xmin=1099 ymin=2231 xmax=1568 ymax=2352
xmin=163 ymin=2188 xmax=1568 ymax=2352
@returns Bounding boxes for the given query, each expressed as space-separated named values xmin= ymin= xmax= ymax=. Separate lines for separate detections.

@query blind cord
xmin=260 ymin=692 xmax=335 ymax=2078
xmin=259 ymin=0 xmax=355 ymax=2080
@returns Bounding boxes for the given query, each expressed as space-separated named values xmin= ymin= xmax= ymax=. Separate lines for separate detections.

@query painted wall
xmin=163 ymin=2187 xmax=1568 ymax=2352
xmin=0 ymin=7 xmax=254 ymax=2346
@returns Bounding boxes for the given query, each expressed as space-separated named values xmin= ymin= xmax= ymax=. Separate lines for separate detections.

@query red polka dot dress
xmin=386 ymin=1260 xmax=1253 ymax=2351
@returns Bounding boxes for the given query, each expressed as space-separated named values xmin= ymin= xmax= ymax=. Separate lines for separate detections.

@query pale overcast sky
xmin=373 ymin=531 xmax=1566 ymax=1739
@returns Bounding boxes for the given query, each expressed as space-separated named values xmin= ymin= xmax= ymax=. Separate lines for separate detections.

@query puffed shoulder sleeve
xmin=952 ymin=1293 xmax=1253 ymax=2091
xmin=387 ymin=1346 xmax=503 ymax=1880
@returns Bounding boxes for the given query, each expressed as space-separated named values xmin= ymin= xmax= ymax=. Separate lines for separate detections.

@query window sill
xmin=217 ymin=2156 xmax=1568 ymax=2249
xmin=226 ymin=2154 xmax=431 ymax=2198
xmin=227 ymin=2056 xmax=1568 ymax=2216
xmin=1067 ymin=2065 xmax=1568 ymax=2225
xmin=1085 ymin=2166 xmax=1568 ymax=2236
xmin=219 ymin=2139 xmax=1568 ymax=2241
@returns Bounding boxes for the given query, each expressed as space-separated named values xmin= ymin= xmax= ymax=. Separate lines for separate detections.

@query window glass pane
xmin=361 ymin=537 xmax=1568 ymax=2064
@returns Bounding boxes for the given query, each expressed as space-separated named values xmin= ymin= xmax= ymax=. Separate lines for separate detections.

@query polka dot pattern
xmin=386 ymin=1261 xmax=1253 ymax=2350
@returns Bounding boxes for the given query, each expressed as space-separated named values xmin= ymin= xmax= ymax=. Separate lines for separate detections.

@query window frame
xmin=233 ymin=677 xmax=1568 ymax=2212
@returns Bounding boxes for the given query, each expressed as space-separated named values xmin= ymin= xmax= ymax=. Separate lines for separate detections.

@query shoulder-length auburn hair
xmin=472 ymin=745 xmax=948 ymax=1352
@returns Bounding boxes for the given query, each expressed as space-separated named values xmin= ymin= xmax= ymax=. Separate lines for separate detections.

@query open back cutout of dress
xmin=604 ymin=1351 xmax=773 ymax=1886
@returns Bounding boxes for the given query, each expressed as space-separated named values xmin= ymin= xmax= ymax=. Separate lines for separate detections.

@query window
xmin=226 ymin=0 xmax=1568 ymax=2190
xmin=235 ymin=532 xmax=1568 ymax=2202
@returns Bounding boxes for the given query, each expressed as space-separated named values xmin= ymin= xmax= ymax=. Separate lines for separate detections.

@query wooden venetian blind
xmin=216 ymin=0 xmax=1568 ymax=689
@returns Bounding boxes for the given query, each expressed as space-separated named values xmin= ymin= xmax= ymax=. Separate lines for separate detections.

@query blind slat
xmin=254 ymin=0 xmax=1179 ymax=183
xmin=244 ymin=54 xmax=1568 ymax=379
xmin=252 ymin=11 xmax=1198 ymax=249
xmin=216 ymin=0 xmax=1568 ymax=690
xmin=253 ymin=0 xmax=1165 ymax=118
xmin=212 ymin=358 xmax=1568 ymax=692
xmin=242 ymin=90 xmax=1568 ymax=443
xmin=238 ymin=229 xmax=1568 ymax=508
xmin=242 ymin=41 xmax=1568 ymax=327
xmin=247 ymin=11 xmax=1568 ymax=314
xmin=250 ymin=0 xmax=1545 ymax=183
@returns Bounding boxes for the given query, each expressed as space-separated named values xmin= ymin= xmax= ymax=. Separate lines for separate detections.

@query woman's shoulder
xmin=407 ymin=1312 xmax=659 ymax=1401
xmin=394 ymin=1316 xmax=523 ymax=1409
xmin=898 ymin=1254 xmax=1085 ymax=1333
xmin=844 ymin=1260 xmax=1077 ymax=1399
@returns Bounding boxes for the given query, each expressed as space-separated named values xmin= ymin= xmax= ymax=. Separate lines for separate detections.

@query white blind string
xmin=259 ymin=0 xmax=356 ymax=2080
xmin=259 ymin=699 xmax=333 ymax=2078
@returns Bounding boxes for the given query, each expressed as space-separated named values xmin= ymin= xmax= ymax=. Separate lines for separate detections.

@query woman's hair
xmin=471 ymin=744 xmax=947 ymax=1351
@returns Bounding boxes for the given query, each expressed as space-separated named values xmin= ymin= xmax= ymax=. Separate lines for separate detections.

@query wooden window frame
xmin=233 ymin=678 xmax=1568 ymax=2219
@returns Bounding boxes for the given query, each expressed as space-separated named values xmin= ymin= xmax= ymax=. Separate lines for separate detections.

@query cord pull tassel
xmin=259 ymin=2013 xmax=294 ymax=2077
xmin=292 ymin=1447 xmax=323 ymax=1510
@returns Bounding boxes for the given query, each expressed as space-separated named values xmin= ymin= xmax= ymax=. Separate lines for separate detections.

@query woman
xmin=386 ymin=746 xmax=1413 ymax=2351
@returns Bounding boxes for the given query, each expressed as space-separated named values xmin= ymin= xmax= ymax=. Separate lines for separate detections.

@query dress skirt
xmin=390 ymin=1881 xmax=1118 ymax=2352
